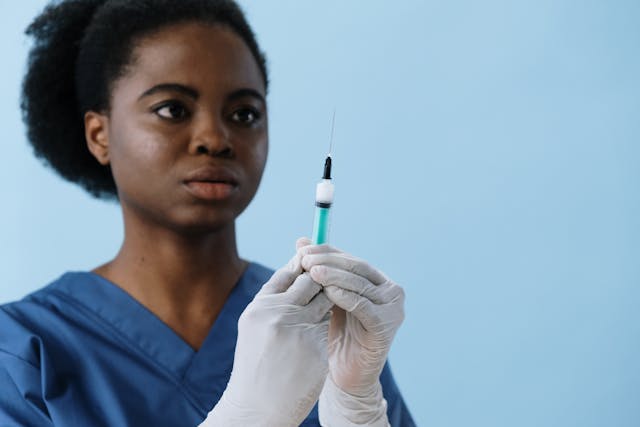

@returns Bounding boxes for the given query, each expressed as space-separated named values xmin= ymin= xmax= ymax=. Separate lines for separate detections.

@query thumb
xmin=296 ymin=237 xmax=312 ymax=251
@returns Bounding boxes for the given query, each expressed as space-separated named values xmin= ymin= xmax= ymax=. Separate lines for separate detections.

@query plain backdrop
xmin=1 ymin=1 xmax=639 ymax=426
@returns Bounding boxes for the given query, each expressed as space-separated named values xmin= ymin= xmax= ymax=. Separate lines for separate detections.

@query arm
xmin=319 ymin=361 xmax=417 ymax=427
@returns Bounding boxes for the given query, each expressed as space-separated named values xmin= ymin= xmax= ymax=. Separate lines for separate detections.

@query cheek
xmin=246 ymin=137 xmax=268 ymax=182
xmin=109 ymin=124 xmax=179 ymax=191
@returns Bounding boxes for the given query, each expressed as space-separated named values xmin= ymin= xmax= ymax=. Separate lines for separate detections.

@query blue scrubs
xmin=0 ymin=263 xmax=416 ymax=426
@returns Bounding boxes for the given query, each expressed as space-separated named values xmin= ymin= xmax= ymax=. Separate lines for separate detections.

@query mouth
xmin=183 ymin=166 xmax=240 ymax=201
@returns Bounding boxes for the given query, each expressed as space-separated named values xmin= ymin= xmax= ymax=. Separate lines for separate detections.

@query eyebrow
xmin=137 ymin=83 xmax=266 ymax=105
xmin=227 ymin=88 xmax=266 ymax=105
xmin=138 ymin=83 xmax=199 ymax=101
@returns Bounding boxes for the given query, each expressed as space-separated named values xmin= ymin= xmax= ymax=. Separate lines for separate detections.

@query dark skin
xmin=84 ymin=22 xmax=268 ymax=350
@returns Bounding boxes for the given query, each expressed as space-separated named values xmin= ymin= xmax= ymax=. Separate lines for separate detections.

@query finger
xmin=323 ymin=285 xmax=378 ymax=331
xmin=258 ymin=252 xmax=303 ymax=295
xmin=375 ymin=280 xmax=406 ymax=306
xmin=297 ymin=242 xmax=343 ymax=258
xmin=308 ymin=265 xmax=386 ymax=304
xmin=302 ymin=253 xmax=387 ymax=286
xmin=300 ymin=290 xmax=335 ymax=323
xmin=282 ymin=272 xmax=323 ymax=306
xmin=296 ymin=237 xmax=312 ymax=250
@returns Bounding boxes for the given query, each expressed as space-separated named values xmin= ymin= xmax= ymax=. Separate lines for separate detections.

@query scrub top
xmin=0 ymin=263 xmax=416 ymax=427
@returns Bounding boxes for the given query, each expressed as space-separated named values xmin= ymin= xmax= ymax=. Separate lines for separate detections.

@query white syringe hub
xmin=315 ymin=179 xmax=335 ymax=205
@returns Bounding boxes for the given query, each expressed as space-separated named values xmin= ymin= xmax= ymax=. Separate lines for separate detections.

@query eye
xmin=153 ymin=101 xmax=190 ymax=121
xmin=230 ymin=107 xmax=262 ymax=126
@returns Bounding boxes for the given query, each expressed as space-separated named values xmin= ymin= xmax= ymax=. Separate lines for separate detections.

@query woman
xmin=0 ymin=0 xmax=415 ymax=426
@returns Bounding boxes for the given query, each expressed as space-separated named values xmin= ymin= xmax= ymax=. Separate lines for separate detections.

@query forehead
xmin=116 ymin=22 xmax=265 ymax=97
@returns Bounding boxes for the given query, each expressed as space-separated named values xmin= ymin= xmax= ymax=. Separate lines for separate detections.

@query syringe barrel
xmin=312 ymin=205 xmax=331 ymax=245
xmin=313 ymin=179 xmax=334 ymax=244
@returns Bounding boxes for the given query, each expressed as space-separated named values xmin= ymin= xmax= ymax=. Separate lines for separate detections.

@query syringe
xmin=312 ymin=155 xmax=334 ymax=244
xmin=312 ymin=112 xmax=336 ymax=245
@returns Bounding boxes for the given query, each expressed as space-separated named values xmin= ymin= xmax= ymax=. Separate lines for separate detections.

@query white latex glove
xmin=300 ymin=242 xmax=406 ymax=427
xmin=199 ymin=242 xmax=333 ymax=427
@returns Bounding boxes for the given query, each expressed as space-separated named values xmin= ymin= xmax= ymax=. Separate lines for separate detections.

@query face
xmin=86 ymin=22 xmax=268 ymax=234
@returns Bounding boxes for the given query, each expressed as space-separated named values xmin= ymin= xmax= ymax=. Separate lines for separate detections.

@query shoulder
xmin=0 ymin=272 xmax=93 ymax=366
xmin=0 ymin=273 xmax=87 ymax=426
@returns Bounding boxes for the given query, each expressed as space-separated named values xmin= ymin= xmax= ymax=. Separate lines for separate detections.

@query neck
xmin=93 ymin=205 xmax=248 ymax=350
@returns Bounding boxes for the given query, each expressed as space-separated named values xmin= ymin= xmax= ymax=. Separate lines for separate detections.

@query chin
xmin=162 ymin=204 xmax=237 ymax=235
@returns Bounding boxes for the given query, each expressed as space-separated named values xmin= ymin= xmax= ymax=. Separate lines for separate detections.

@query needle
xmin=328 ymin=109 xmax=336 ymax=157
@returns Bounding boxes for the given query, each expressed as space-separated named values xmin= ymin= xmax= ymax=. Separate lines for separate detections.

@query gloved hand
xmin=199 ymin=241 xmax=334 ymax=427
xmin=299 ymin=241 xmax=406 ymax=427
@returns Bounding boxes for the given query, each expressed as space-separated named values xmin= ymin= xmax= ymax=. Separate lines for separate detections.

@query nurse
xmin=0 ymin=0 xmax=416 ymax=426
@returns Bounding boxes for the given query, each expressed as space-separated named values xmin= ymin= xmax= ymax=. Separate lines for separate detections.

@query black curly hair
xmin=21 ymin=0 xmax=268 ymax=200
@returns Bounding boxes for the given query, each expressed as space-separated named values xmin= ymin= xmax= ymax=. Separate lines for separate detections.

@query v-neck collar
xmin=182 ymin=264 xmax=270 ymax=396
xmin=47 ymin=263 xmax=270 ymax=392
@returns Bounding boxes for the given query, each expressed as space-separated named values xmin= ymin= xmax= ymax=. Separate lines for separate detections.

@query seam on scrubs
xmin=42 ymin=289 xmax=209 ymax=417
xmin=0 ymin=308 xmax=43 ymax=370
xmin=0 ymin=348 xmax=41 ymax=371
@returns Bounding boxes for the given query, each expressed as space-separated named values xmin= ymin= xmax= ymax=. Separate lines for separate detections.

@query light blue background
xmin=1 ymin=1 xmax=639 ymax=426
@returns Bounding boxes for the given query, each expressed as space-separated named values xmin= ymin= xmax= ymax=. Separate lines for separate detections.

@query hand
xmin=200 ymin=240 xmax=333 ymax=427
xmin=300 ymin=241 xmax=405 ymax=426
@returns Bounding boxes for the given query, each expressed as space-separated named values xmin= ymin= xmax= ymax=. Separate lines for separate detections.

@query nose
xmin=189 ymin=114 xmax=233 ymax=158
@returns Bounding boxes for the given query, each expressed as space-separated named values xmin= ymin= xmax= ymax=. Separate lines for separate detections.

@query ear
xmin=84 ymin=111 xmax=110 ymax=166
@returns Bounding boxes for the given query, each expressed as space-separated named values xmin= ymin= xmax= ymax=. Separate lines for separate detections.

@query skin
xmin=84 ymin=22 xmax=268 ymax=350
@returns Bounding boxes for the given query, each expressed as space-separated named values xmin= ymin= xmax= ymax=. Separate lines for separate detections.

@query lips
xmin=183 ymin=166 xmax=239 ymax=201
xmin=183 ymin=166 xmax=239 ymax=185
